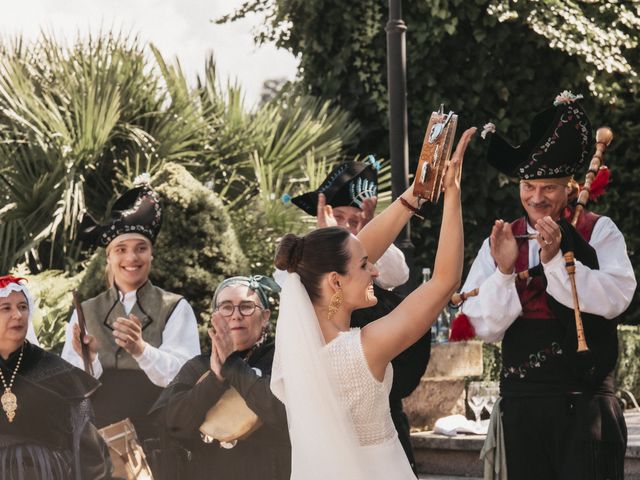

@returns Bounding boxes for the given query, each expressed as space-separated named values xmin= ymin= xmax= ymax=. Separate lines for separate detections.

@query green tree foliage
xmin=222 ymin=94 xmax=361 ymax=273
xmin=0 ymin=32 xmax=361 ymax=288
xmin=223 ymin=0 xmax=640 ymax=323
xmin=151 ymin=163 xmax=249 ymax=322
xmin=27 ymin=269 xmax=83 ymax=354
xmin=617 ymin=326 xmax=640 ymax=405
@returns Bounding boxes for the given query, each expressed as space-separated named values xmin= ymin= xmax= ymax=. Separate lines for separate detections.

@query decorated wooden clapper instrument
xmin=412 ymin=105 xmax=458 ymax=203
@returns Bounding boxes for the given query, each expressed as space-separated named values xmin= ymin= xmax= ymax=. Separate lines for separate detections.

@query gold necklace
xmin=0 ymin=344 xmax=24 ymax=423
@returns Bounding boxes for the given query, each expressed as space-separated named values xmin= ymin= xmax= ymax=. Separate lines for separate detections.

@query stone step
xmin=412 ymin=410 xmax=640 ymax=478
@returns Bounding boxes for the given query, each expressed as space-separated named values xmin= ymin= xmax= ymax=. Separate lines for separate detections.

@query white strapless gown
xmin=322 ymin=328 xmax=416 ymax=479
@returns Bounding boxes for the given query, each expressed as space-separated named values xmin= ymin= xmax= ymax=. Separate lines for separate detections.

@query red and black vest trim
xmin=510 ymin=209 xmax=600 ymax=321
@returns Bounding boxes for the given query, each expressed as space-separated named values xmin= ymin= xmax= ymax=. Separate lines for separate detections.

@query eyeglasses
xmin=215 ymin=301 xmax=262 ymax=317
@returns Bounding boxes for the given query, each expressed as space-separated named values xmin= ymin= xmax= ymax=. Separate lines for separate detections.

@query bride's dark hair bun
xmin=274 ymin=227 xmax=351 ymax=302
xmin=275 ymin=234 xmax=305 ymax=273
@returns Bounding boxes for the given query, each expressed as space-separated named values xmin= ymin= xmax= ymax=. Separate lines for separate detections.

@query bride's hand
xmin=442 ymin=127 xmax=476 ymax=193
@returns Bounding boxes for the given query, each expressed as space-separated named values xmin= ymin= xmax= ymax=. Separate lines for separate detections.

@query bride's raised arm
xmin=361 ymin=127 xmax=475 ymax=380
xmin=357 ymin=127 xmax=476 ymax=265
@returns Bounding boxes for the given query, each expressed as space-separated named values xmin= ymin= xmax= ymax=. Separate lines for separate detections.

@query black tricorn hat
xmin=291 ymin=159 xmax=378 ymax=216
xmin=486 ymin=92 xmax=593 ymax=180
xmin=80 ymin=183 xmax=162 ymax=247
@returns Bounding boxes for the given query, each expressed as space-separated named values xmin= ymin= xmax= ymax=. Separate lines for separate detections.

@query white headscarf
xmin=0 ymin=276 xmax=39 ymax=345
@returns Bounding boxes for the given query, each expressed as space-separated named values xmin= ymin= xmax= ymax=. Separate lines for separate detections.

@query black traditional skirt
xmin=0 ymin=436 xmax=72 ymax=480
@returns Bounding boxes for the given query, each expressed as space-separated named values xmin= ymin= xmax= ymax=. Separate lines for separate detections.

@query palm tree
xmin=0 ymin=31 xmax=363 ymax=278
xmin=0 ymin=32 xmax=212 ymax=273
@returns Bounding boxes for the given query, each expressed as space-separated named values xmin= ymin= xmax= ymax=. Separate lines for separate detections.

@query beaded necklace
xmin=0 ymin=344 xmax=24 ymax=423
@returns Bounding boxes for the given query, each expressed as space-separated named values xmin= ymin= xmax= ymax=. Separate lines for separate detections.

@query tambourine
xmin=197 ymin=371 xmax=263 ymax=448
xmin=413 ymin=105 xmax=458 ymax=203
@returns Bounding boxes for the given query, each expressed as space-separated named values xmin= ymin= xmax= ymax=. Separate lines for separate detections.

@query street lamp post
xmin=386 ymin=0 xmax=416 ymax=291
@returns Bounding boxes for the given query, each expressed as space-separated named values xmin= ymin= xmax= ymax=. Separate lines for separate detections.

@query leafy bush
xmin=616 ymin=326 xmax=640 ymax=404
xmin=27 ymin=270 xmax=83 ymax=354
xmin=149 ymin=162 xmax=249 ymax=323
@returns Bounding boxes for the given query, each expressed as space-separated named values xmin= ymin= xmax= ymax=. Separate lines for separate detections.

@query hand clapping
xmin=209 ymin=312 xmax=235 ymax=381
xmin=490 ymin=219 xmax=518 ymax=275
xmin=535 ymin=216 xmax=562 ymax=263
xmin=113 ymin=314 xmax=146 ymax=356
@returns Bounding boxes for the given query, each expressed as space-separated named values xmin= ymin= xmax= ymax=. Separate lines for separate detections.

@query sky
xmin=0 ymin=0 xmax=299 ymax=107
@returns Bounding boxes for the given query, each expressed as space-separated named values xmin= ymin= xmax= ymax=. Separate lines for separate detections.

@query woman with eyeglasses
xmin=151 ymin=275 xmax=291 ymax=480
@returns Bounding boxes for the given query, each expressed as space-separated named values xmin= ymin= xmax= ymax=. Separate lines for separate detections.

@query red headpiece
xmin=0 ymin=275 xmax=27 ymax=290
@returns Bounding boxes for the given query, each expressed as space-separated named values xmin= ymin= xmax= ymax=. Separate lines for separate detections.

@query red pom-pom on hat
xmin=586 ymin=166 xmax=610 ymax=201
xmin=449 ymin=313 xmax=476 ymax=341
xmin=0 ymin=275 xmax=27 ymax=290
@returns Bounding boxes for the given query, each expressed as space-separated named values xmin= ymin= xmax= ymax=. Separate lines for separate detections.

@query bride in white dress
xmin=271 ymin=127 xmax=476 ymax=479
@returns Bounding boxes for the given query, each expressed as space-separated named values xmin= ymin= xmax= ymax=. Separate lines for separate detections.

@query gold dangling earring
xmin=327 ymin=288 xmax=343 ymax=322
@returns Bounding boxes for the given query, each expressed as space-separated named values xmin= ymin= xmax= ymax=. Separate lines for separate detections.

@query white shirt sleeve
xmin=133 ymin=299 xmax=201 ymax=387
xmin=61 ymin=310 xmax=104 ymax=378
xmin=460 ymin=238 xmax=523 ymax=342
xmin=542 ymin=216 xmax=637 ymax=319
xmin=61 ymin=299 xmax=201 ymax=386
xmin=374 ymin=243 xmax=410 ymax=290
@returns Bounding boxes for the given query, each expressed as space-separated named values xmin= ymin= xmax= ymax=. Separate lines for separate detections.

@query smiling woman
xmin=0 ymin=276 xmax=112 ymax=479
xmin=150 ymin=275 xmax=291 ymax=480
xmin=60 ymin=179 xmax=201 ymax=473
xmin=270 ymin=128 xmax=474 ymax=479
xmin=106 ymin=234 xmax=154 ymax=293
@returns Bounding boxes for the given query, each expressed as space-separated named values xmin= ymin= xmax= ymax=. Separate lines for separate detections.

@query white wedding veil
xmin=271 ymin=273 xmax=368 ymax=479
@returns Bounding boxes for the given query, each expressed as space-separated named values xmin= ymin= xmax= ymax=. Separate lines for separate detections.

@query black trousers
xmin=501 ymin=394 xmax=626 ymax=480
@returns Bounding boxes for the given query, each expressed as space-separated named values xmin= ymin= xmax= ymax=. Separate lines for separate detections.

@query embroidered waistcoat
xmin=511 ymin=210 xmax=600 ymax=321
xmin=500 ymin=209 xmax=610 ymax=395
xmin=82 ymin=281 xmax=183 ymax=370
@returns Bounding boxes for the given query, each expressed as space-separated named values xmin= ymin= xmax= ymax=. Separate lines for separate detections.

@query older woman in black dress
xmin=151 ymin=275 xmax=290 ymax=480
xmin=0 ymin=275 xmax=111 ymax=479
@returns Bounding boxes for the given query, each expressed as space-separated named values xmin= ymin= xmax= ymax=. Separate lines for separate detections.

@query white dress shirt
xmin=61 ymin=289 xmax=201 ymax=387
xmin=374 ymin=243 xmax=410 ymax=290
xmin=460 ymin=216 xmax=636 ymax=343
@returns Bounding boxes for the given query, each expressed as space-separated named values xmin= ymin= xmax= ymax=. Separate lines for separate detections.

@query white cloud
xmin=0 ymin=0 xmax=298 ymax=106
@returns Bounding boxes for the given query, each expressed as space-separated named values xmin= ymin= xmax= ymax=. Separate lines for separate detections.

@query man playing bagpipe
xmin=456 ymin=92 xmax=636 ymax=479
